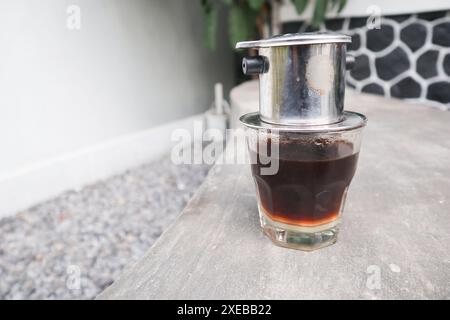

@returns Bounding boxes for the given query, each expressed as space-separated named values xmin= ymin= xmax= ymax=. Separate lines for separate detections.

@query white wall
xmin=0 ymin=0 xmax=234 ymax=215
xmin=280 ymin=0 xmax=450 ymax=21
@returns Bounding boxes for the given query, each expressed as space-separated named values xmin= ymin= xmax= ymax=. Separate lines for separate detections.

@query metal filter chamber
xmin=237 ymin=32 xmax=354 ymax=127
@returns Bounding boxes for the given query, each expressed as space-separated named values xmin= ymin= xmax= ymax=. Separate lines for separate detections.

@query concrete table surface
xmin=98 ymin=82 xmax=450 ymax=299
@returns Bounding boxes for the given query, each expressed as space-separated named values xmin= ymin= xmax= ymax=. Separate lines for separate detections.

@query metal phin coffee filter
xmin=237 ymin=32 xmax=365 ymax=129
xmin=237 ymin=32 xmax=367 ymax=251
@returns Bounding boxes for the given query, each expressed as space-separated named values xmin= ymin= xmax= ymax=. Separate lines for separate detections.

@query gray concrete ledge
xmin=98 ymin=84 xmax=450 ymax=299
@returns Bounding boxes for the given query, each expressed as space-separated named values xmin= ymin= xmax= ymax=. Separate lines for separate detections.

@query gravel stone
xmin=0 ymin=153 xmax=211 ymax=299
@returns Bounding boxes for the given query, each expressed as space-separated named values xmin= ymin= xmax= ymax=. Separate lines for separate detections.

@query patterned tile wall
xmin=282 ymin=10 xmax=450 ymax=110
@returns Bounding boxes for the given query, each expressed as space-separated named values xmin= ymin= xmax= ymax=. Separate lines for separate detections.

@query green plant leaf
xmin=200 ymin=0 xmax=210 ymax=12
xmin=337 ymin=0 xmax=347 ymax=13
xmin=248 ymin=0 xmax=266 ymax=11
xmin=312 ymin=0 xmax=328 ymax=27
xmin=291 ymin=0 xmax=308 ymax=14
xmin=204 ymin=6 xmax=218 ymax=50
xmin=330 ymin=0 xmax=346 ymax=12
xmin=228 ymin=4 xmax=255 ymax=49
xmin=330 ymin=0 xmax=337 ymax=10
xmin=221 ymin=0 xmax=233 ymax=5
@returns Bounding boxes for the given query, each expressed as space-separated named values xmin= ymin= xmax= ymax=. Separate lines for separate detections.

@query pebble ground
xmin=0 ymin=155 xmax=211 ymax=299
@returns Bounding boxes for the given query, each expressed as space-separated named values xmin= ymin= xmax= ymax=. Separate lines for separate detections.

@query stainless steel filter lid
xmin=236 ymin=32 xmax=351 ymax=49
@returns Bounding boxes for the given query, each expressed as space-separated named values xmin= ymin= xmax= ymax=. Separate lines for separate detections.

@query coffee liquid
xmin=251 ymin=138 xmax=358 ymax=226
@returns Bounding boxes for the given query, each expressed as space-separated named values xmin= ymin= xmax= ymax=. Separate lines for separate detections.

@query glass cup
xmin=245 ymin=123 xmax=365 ymax=251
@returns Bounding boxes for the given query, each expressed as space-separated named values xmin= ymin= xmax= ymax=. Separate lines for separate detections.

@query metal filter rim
xmin=239 ymin=111 xmax=367 ymax=133
xmin=236 ymin=32 xmax=351 ymax=49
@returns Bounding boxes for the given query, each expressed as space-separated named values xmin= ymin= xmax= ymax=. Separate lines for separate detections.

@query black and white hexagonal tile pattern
xmin=282 ymin=10 xmax=450 ymax=110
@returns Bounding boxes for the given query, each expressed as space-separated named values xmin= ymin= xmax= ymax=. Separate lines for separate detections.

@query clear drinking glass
xmin=245 ymin=124 xmax=364 ymax=251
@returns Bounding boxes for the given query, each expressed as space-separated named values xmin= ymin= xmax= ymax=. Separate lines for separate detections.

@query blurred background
xmin=0 ymin=0 xmax=449 ymax=299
